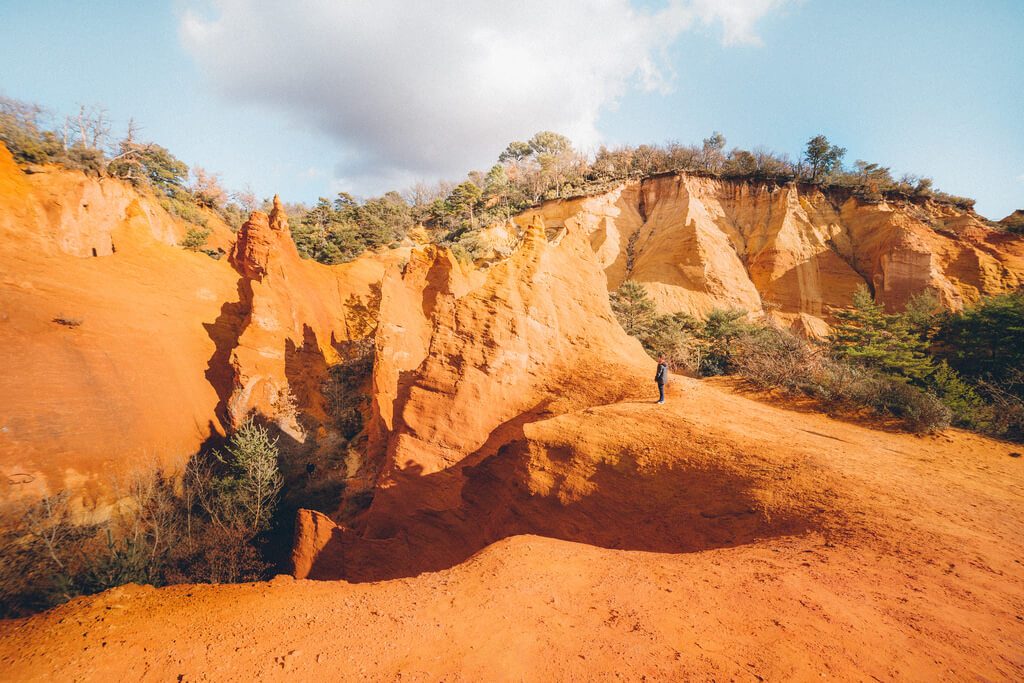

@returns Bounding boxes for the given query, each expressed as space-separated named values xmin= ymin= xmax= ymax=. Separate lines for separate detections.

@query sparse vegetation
xmin=2 ymin=95 xmax=988 ymax=268
xmin=392 ymin=130 xmax=983 ymax=268
xmin=0 ymin=95 xmax=253 ymax=233
xmin=180 ymin=226 xmax=212 ymax=251
xmin=0 ymin=419 xmax=284 ymax=617
xmin=609 ymin=281 xmax=1024 ymax=438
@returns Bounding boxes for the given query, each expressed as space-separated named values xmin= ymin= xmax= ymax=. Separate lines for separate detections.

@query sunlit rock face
xmin=523 ymin=174 xmax=1024 ymax=333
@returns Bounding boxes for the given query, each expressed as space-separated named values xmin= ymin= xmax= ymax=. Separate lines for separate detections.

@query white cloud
xmin=180 ymin=1 xmax=787 ymax=191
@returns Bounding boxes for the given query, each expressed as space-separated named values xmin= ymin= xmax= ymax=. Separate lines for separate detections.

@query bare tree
xmin=190 ymin=166 xmax=228 ymax=209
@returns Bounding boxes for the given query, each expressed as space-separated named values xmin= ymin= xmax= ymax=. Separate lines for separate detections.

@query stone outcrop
xmin=522 ymin=175 xmax=1024 ymax=332
xmin=220 ymin=195 xmax=402 ymax=446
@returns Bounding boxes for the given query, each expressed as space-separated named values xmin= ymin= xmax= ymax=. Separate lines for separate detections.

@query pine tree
xmin=610 ymin=280 xmax=657 ymax=337
xmin=936 ymin=291 xmax=1024 ymax=383
xmin=830 ymin=285 xmax=934 ymax=382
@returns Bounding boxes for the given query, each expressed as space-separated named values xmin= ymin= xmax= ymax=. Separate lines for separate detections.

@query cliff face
xmin=293 ymin=216 xmax=653 ymax=578
xmin=221 ymin=195 xmax=401 ymax=445
xmin=0 ymin=144 xmax=395 ymax=513
xmin=4 ymin=141 xmax=1022 ymax=518
xmin=521 ymin=175 xmax=1024 ymax=333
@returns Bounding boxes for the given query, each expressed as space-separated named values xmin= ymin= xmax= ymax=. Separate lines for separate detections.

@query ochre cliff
xmin=292 ymin=216 xmax=654 ymax=579
xmin=220 ymin=195 xmax=402 ymax=447
xmin=521 ymin=175 xmax=1024 ymax=334
xmin=2 ymin=144 xmax=1024 ymax=680
xmin=0 ymin=143 xmax=396 ymax=513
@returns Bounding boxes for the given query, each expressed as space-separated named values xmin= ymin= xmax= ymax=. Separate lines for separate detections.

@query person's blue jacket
xmin=655 ymin=362 xmax=668 ymax=385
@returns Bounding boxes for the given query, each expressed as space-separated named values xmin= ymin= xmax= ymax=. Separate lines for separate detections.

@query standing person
xmin=655 ymin=357 xmax=668 ymax=404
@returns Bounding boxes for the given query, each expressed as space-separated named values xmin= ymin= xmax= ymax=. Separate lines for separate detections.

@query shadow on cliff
xmin=283 ymin=324 xmax=332 ymax=438
xmin=202 ymin=277 xmax=254 ymax=428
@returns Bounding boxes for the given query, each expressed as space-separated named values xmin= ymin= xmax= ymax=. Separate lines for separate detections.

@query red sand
xmin=2 ymin=377 xmax=1021 ymax=681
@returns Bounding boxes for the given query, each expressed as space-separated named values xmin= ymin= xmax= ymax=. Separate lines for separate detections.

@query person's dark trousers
xmin=657 ymin=382 xmax=665 ymax=402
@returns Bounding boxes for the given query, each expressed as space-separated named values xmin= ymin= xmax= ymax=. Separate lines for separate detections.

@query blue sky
xmin=1 ymin=1 xmax=1021 ymax=218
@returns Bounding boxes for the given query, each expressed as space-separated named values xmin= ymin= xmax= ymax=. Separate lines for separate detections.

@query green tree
xmin=293 ymin=191 xmax=412 ymax=264
xmin=108 ymin=142 xmax=188 ymax=194
xmin=936 ymin=291 xmax=1024 ymax=386
xmin=179 ymin=226 xmax=211 ymax=251
xmin=610 ymin=280 xmax=657 ymax=336
xmin=446 ymin=181 xmax=483 ymax=227
xmin=723 ymin=148 xmax=757 ymax=176
xmin=643 ymin=311 xmax=700 ymax=366
xmin=830 ymin=285 xmax=934 ymax=382
xmin=498 ymin=140 xmax=532 ymax=163
xmin=901 ymin=290 xmax=943 ymax=341
xmin=483 ymin=164 xmax=513 ymax=219
xmin=699 ymin=308 xmax=751 ymax=374
xmin=355 ymin=191 xmax=412 ymax=247
xmin=209 ymin=418 xmax=283 ymax=535
xmin=293 ymin=198 xmax=343 ymax=263
xmin=928 ymin=361 xmax=989 ymax=429
xmin=527 ymin=131 xmax=572 ymax=157
xmin=803 ymin=135 xmax=846 ymax=182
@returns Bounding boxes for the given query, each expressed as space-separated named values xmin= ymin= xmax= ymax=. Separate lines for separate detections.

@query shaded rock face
xmin=523 ymin=175 xmax=1024 ymax=330
xmin=211 ymin=195 xmax=403 ymax=453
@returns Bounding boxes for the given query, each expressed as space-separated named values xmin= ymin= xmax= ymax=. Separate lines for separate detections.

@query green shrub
xmin=935 ymin=292 xmax=1024 ymax=391
xmin=180 ymin=226 xmax=211 ymax=251
xmin=160 ymin=192 xmax=208 ymax=228
xmin=928 ymin=362 xmax=991 ymax=430
xmin=698 ymin=309 xmax=755 ymax=375
xmin=729 ymin=324 xmax=950 ymax=433
xmin=857 ymin=376 xmax=951 ymax=433
xmin=293 ymin=192 xmax=413 ymax=265
xmin=0 ymin=97 xmax=62 ymax=165
xmin=203 ymin=418 xmax=283 ymax=535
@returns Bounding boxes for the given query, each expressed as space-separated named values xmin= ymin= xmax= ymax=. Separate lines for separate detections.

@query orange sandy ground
xmin=1 ymin=377 xmax=1022 ymax=681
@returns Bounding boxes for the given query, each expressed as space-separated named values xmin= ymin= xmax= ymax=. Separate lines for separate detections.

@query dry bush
xmin=731 ymin=326 xmax=951 ymax=433
xmin=0 ymin=423 xmax=284 ymax=616
xmin=976 ymin=372 xmax=1024 ymax=441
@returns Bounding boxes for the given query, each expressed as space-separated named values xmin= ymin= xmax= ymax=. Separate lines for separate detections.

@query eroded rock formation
xmin=0 ymin=144 xmax=395 ymax=512
xmin=220 ymin=195 xmax=397 ymax=447
xmin=522 ymin=175 xmax=1024 ymax=333
xmin=293 ymin=217 xmax=660 ymax=578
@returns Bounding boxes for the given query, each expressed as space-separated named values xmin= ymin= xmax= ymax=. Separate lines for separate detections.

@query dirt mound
xmin=295 ymin=396 xmax=819 ymax=582
xmin=292 ymin=213 xmax=659 ymax=578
